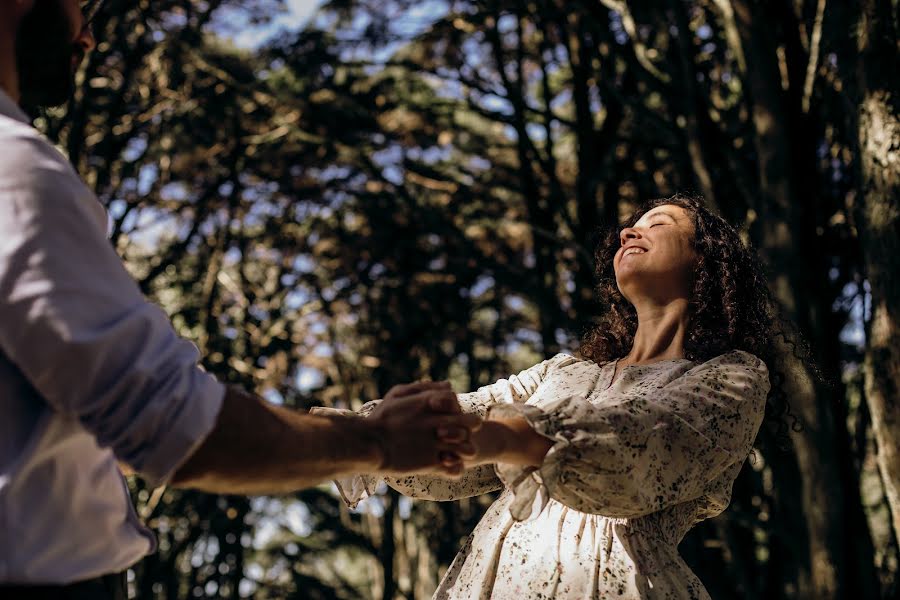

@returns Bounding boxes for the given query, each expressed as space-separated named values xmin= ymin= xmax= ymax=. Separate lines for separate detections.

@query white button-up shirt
xmin=0 ymin=89 xmax=224 ymax=584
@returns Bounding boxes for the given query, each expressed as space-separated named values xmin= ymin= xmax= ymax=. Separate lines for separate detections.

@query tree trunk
xmin=857 ymin=0 xmax=900 ymax=551
xmin=730 ymin=1 xmax=853 ymax=595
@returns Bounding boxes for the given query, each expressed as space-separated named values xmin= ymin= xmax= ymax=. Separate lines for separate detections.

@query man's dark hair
xmin=16 ymin=0 xmax=85 ymax=109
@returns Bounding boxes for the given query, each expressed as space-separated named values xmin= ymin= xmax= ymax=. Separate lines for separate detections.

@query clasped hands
xmin=365 ymin=381 xmax=551 ymax=477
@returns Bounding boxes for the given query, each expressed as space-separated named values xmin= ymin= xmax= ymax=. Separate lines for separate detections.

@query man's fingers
xmin=383 ymin=389 xmax=458 ymax=413
xmin=436 ymin=425 xmax=468 ymax=443
xmin=431 ymin=414 xmax=482 ymax=443
xmin=426 ymin=391 xmax=463 ymax=413
xmin=438 ymin=452 xmax=464 ymax=477
xmin=449 ymin=413 xmax=482 ymax=432
xmin=439 ymin=450 xmax=460 ymax=466
xmin=385 ymin=380 xmax=451 ymax=400
xmin=439 ymin=440 xmax=476 ymax=459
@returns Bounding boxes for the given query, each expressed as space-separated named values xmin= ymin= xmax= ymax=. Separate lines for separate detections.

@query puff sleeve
xmin=490 ymin=351 xmax=769 ymax=520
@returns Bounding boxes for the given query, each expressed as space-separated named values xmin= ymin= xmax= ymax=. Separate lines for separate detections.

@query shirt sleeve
xmin=490 ymin=350 xmax=769 ymax=520
xmin=0 ymin=137 xmax=224 ymax=487
xmin=311 ymin=354 xmax=577 ymax=507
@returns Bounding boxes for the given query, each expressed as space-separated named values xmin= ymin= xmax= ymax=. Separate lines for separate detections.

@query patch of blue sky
xmin=470 ymin=274 xmax=494 ymax=297
xmin=249 ymin=498 xmax=313 ymax=551
xmin=515 ymin=328 xmax=542 ymax=346
xmin=292 ymin=200 xmax=323 ymax=223
xmin=285 ymin=287 xmax=312 ymax=309
xmin=388 ymin=0 xmax=450 ymax=39
xmin=304 ymin=306 xmax=329 ymax=327
xmin=608 ymin=10 xmax=629 ymax=45
xmin=589 ymin=82 xmax=603 ymax=115
xmin=371 ymin=144 xmax=404 ymax=168
xmin=504 ymin=295 xmax=525 ymax=311
xmin=399 ymin=495 xmax=413 ymax=519
xmin=223 ymin=246 xmax=243 ymax=266
xmin=523 ymin=249 xmax=535 ymax=268
xmin=480 ymin=93 xmax=514 ymax=115
xmin=160 ymin=181 xmax=189 ymax=202
xmin=468 ymin=155 xmax=491 ymax=171
xmin=118 ymin=207 xmax=139 ymax=233
xmin=346 ymin=0 xmax=451 ymax=63
xmin=313 ymin=342 xmax=333 ymax=357
xmin=208 ymin=0 xmax=325 ymax=50
xmin=549 ymin=87 xmax=571 ymax=112
xmin=309 ymin=164 xmax=352 ymax=182
xmin=121 ymin=136 xmax=147 ymax=162
xmin=497 ymin=13 xmax=517 ymax=34
xmin=555 ymin=327 xmax=576 ymax=350
xmin=461 ymin=35 xmax=488 ymax=68
xmin=697 ymin=23 xmax=713 ymax=40
xmin=525 ymin=122 xmax=546 ymax=142
xmin=199 ymin=210 xmax=223 ymax=238
xmin=108 ymin=198 xmax=128 ymax=219
xmin=381 ymin=165 xmax=405 ymax=185
xmin=190 ymin=534 xmax=219 ymax=567
xmin=127 ymin=208 xmax=184 ymax=251
xmin=261 ymin=387 xmax=286 ymax=405
xmin=436 ymin=73 xmax=464 ymax=97
xmin=137 ymin=164 xmax=158 ymax=196
xmin=242 ymin=204 xmax=274 ymax=228
xmin=321 ymin=188 xmax=354 ymax=210
xmin=217 ymin=180 xmax=235 ymax=197
xmin=409 ymin=144 xmax=452 ymax=164
xmin=837 ymin=280 xmax=871 ymax=349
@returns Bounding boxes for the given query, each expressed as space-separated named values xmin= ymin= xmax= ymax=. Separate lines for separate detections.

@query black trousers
xmin=0 ymin=571 xmax=127 ymax=600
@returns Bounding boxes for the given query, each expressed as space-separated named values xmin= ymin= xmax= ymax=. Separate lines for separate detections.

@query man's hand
xmin=367 ymin=381 xmax=482 ymax=477
xmin=170 ymin=383 xmax=484 ymax=495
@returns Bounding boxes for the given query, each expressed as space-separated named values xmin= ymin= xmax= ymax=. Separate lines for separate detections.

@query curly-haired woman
xmin=317 ymin=194 xmax=794 ymax=599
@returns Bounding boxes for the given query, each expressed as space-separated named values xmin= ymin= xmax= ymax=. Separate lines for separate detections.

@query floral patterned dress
xmin=317 ymin=350 xmax=769 ymax=599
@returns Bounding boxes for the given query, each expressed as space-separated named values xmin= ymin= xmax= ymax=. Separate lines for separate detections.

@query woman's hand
xmin=464 ymin=418 xmax=553 ymax=468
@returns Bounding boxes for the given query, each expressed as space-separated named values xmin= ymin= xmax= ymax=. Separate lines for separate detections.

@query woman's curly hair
xmin=579 ymin=193 xmax=800 ymax=448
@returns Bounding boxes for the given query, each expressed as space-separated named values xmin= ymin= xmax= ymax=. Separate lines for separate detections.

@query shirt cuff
xmin=309 ymin=405 xmax=380 ymax=508
xmin=138 ymin=370 xmax=226 ymax=487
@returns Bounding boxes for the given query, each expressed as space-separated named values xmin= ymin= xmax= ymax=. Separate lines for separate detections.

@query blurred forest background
xmin=42 ymin=0 xmax=898 ymax=597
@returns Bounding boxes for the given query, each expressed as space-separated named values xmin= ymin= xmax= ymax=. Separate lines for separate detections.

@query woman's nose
xmin=619 ymin=227 xmax=642 ymax=246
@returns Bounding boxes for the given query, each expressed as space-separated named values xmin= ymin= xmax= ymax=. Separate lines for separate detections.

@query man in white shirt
xmin=0 ymin=2 xmax=481 ymax=597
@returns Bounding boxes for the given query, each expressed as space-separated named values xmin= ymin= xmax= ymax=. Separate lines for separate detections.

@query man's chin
xmin=19 ymin=79 xmax=75 ymax=111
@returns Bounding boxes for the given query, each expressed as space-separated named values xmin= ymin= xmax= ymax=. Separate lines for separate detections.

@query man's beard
xmin=15 ymin=0 xmax=83 ymax=109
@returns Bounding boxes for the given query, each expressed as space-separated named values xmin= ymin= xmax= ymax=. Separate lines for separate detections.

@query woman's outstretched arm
xmin=317 ymin=354 xmax=578 ymax=506
xmin=468 ymin=351 xmax=770 ymax=521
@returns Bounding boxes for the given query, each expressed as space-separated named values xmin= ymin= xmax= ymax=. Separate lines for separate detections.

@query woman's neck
xmin=625 ymin=298 xmax=691 ymax=364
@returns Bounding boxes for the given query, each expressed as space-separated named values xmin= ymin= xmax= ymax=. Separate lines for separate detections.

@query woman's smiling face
xmin=614 ymin=204 xmax=698 ymax=304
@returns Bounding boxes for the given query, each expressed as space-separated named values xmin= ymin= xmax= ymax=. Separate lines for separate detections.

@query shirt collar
xmin=0 ymin=87 xmax=31 ymax=125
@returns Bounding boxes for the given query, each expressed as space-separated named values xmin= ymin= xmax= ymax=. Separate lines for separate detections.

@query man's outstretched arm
xmin=170 ymin=382 xmax=480 ymax=495
xmin=0 ymin=158 xmax=476 ymax=495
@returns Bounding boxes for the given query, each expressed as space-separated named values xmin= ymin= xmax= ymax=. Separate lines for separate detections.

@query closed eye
xmin=649 ymin=223 xmax=665 ymax=228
